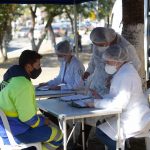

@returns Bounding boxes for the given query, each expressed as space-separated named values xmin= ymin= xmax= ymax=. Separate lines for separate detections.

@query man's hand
xmin=82 ymin=72 xmax=90 ymax=80
xmin=49 ymin=86 xmax=61 ymax=90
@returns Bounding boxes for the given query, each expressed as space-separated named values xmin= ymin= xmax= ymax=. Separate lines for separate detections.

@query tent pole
xmin=74 ymin=4 xmax=79 ymax=58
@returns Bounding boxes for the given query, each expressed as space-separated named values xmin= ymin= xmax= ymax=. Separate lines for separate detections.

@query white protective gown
xmin=86 ymin=34 xmax=141 ymax=96
xmin=48 ymin=56 xmax=85 ymax=90
xmin=86 ymin=45 xmax=109 ymax=96
xmin=95 ymin=62 xmax=149 ymax=140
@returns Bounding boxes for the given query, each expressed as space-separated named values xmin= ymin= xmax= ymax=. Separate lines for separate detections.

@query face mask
xmin=97 ymin=46 xmax=109 ymax=53
xmin=30 ymin=67 xmax=42 ymax=79
xmin=58 ymin=57 xmax=65 ymax=63
xmin=105 ymin=64 xmax=117 ymax=75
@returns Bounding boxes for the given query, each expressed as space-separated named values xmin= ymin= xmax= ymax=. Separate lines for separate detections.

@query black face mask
xmin=30 ymin=67 xmax=42 ymax=79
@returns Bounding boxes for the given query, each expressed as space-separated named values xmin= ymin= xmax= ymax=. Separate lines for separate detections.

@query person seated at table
xmin=38 ymin=40 xmax=85 ymax=90
xmin=0 ymin=50 xmax=63 ymax=150
xmin=86 ymin=44 xmax=150 ymax=150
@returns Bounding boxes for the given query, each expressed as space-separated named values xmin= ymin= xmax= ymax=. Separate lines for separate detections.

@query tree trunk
xmin=122 ymin=0 xmax=145 ymax=89
xmin=43 ymin=17 xmax=56 ymax=51
xmin=0 ymin=47 xmax=6 ymax=63
xmin=36 ymin=30 xmax=48 ymax=52
xmin=107 ymin=15 xmax=110 ymax=27
xmin=36 ymin=18 xmax=51 ymax=52
xmin=29 ymin=5 xmax=37 ymax=51
xmin=0 ymin=33 xmax=8 ymax=62
xmin=2 ymin=33 xmax=8 ymax=60
xmin=68 ymin=15 xmax=74 ymax=34
xmin=49 ymin=23 xmax=56 ymax=50
xmin=65 ymin=9 xmax=74 ymax=34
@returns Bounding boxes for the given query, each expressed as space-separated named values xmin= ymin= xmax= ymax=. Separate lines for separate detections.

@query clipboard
xmin=60 ymin=94 xmax=91 ymax=102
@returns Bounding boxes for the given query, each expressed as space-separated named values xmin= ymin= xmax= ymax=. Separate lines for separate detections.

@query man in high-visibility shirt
xmin=0 ymin=50 xmax=63 ymax=150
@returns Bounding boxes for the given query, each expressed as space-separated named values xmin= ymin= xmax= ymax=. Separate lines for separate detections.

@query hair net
xmin=102 ymin=44 xmax=129 ymax=62
xmin=90 ymin=27 xmax=116 ymax=44
xmin=55 ymin=40 xmax=71 ymax=54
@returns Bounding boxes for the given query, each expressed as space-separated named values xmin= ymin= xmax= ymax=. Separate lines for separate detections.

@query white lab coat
xmin=95 ymin=62 xmax=149 ymax=140
xmin=86 ymin=45 xmax=109 ymax=96
xmin=86 ymin=34 xmax=141 ymax=96
xmin=48 ymin=56 xmax=85 ymax=90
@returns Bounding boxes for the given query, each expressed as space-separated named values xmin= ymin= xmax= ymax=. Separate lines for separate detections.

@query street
xmin=7 ymin=37 xmax=31 ymax=58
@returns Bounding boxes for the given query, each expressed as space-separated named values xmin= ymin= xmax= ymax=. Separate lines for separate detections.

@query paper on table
xmin=60 ymin=94 xmax=91 ymax=102
xmin=70 ymin=99 xmax=93 ymax=108
xmin=72 ymin=100 xmax=87 ymax=107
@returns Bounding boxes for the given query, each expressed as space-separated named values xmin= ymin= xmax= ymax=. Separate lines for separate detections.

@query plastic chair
xmin=0 ymin=108 xmax=42 ymax=150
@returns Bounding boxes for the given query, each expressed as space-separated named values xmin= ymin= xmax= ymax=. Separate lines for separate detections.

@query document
xmin=70 ymin=100 xmax=87 ymax=108
xmin=60 ymin=94 xmax=91 ymax=102
xmin=70 ymin=99 xmax=93 ymax=108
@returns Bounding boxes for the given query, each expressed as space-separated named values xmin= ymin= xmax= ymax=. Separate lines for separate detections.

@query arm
xmin=47 ymin=75 xmax=61 ymax=87
xmin=38 ymin=68 xmax=62 ymax=88
xmin=14 ymin=82 xmax=46 ymax=128
xmin=47 ymin=67 xmax=62 ymax=87
xmin=94 ymin=74 xmax=133 ymax=109
xmin=86 ymin=53 xmax=95 ymax=74
xmin=61 ymin=63 xmax=85 ymax=90
xmin=82 ymin=54 xmax=95 ymax=80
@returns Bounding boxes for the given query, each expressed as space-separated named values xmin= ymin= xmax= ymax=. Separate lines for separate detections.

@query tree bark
xmin=43 ymin=16 xmax=56 ymax=51
xmin=122 ymin=0 xmax=145 ymax=89
xmin=29 ymin=5 xmax=37 ymax=51
xmin=0 ymin=47 xmax=6 ymax=63
xmin=65 ymin=8 xmax=74 ymax=34
xmin=0 ymin=32 xmax=8 ymax=62
xmin=49 ymin=23 xmax=56 ymax=50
